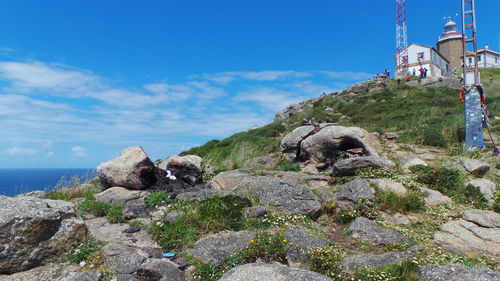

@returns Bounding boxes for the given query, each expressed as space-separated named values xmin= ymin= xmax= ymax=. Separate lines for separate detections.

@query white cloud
xmin=4 ymin=146 xmax=37 ymax=156
xmin=197 ymin=70 xmax=312 ymax=84
xmin=72 ymin=146 xmax=86 ymax=157
xmin=318 ymin=71 xmax=371 ymax=81
xmin=46 ymin=151 xmax=54 ymax=157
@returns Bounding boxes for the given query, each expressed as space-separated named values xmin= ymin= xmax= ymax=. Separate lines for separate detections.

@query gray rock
xmin=434 ymin=209 xmax=500 ymax=257
xmin=458 ymin=158 xmax=491 ymax=177
xmin=368 ymin=178 xmax=407 ymax=195
xmin=116 ymin=274 xmax=141 ymax=281
xmin=0 ymin=196 xmax=87 ymax=274
xmin=218 ymin=263 xmax=333 ymax=281
xmin=244 ymin=206 xmax=270 ymax=219
xmin=348 ymin=217 xmax=409 ymax=245
xmin=165 ymin=210 xmax=185 ymax=223
xmin=419 ymin=263 xmax=500 ymax=281
xmin=158 ymin=155 xmax=203 ymax=185
xmin=14 ymin=190 xmax=46 ymax=198
xmin=187 ymin=231 xmax=256 ymax=266
xmin=210 ymin=171 xmax=322 ymax=217
xmin=347 ymin=82 xmax=370 ymax=94
xmin=137 ymin=258 xmax=186 ymax=281
xmin=332 ymin=156 xmax=395 ymax=176
xmin=85 ymin=217 xmax=161 ymax=249
xmin=102 ymin=243 xmax=148 ymax=274
xmin=274 ymin=101 xmax=315 ymax=121
xmin=123 ymin=199 xmax=148 ymax=219
xmin=0 ymin=264 xmax=101 ymax=281
xmin=401 ymin=155 xmax=428 ymax=173
xmin=384 ymin=132 xmax=399 ymax=140
xmin=280 ymin=126 xmax=315 ymax=155
xmin=466 ymin=178 xmax=497 ymax=204
xmin=341 ymin=245 xmax=422 ymax=273
xmin=300 ymin=126 xmax=381 ymax=163
xmin=175 ymin=189 xmax=250 ymax=207
xmin=334 ymin=179 xmax=375 ymax=209
xmin=284 ymin=226 xmax=328 ymax=263
xmin=94 ymin=187 xmax=148 ymax=205
xmin=97 ymin=146 xmax=157 ymax=190
xmin=417 ymin=187 xmax=452 ymax=206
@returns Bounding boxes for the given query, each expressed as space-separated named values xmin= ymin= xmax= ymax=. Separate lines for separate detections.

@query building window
xmin=496 ymin=57 xmax=498 ymax=64
xmin=478 ymin=55 xmax=481 ymax=62
xmin=468 ymin=58 xmax=473 ymax=64
xmin=417 ymin=52 xmax=424 ymax=60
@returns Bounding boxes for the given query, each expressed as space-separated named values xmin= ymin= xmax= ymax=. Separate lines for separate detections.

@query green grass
xmin=149 ymin=195 xmax=268 ymax=249
xmin=77 ymin=190 xmax=125 ymax=223
xmin=144 ymin=191 xmax=173 ymax=208
xmin=374 ymin=188 xmax=426 ymax=213
xmin=68 ymin=237 xmax=101 ymax=264
xmin=44 ymin=176 xmax=104 ymax=201
xmin=276 ymin=160 xmax=301 ymax=172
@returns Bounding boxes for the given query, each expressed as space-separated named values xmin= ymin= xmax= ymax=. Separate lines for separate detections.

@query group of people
xmin=373 ymin=69 xmax=391 ymax=80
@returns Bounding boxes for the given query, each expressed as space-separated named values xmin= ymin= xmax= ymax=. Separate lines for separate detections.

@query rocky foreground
xmin=1 ymin=81 xmax=499 ymax=281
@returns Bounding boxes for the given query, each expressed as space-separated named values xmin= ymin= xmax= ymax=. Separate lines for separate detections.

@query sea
xmin=0 ymin=168 xmax=96 ymax=197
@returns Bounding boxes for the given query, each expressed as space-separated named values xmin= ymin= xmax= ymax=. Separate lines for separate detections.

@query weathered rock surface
xmin=0 ymin=196 xmax=87 ymax=274
xmin=466 ymin=178 xmax=496 ymax=203
xmin=341 ymin=245 xmax=422 ymax=273
xmin=137 ymin=258 xmax=185 ymax=281
xmin=332 ymin=156 xmax=395 ymax=176
xmin=218 ymin=263 xmax=333 ymax=281
xmin=348 ymin=217 xmax=409 ymax=245
xmin=333 ymin=179 xmax=375 ymax=209
xmin=187 ymin=231 xmax=256 ymax=266
xmin=102 ymin=243 xmax=148 ymax=274
xmin=434 ymin=209 xmax=500 ymax=257
xmin=368 ymin=178 xmax=407 ymax=195
xmin=401 ymin=155 xmax=427 ymax=173
xmin=300 ymin=126 xmax=381 ymax=163
xmin=85 ymin=217 xmax=161 ymax=249
xmin=97 ymin=146 xmax=157 ymax=190
xmin=0 ymin=264 xmax=102 ymax=281
xmin=244 ymin=206 xmax=270 ymax=219
xmin=450 ymin=157 xmax=491 ymax=177
xmin=284 ymin=226 xmax=328 ymax=263
xmin=419 ymin=263 xmax=500 ymax=281
xmin=158 ymin=155 xmax=203 ymax=185
xmin=94 ymin=186 xmax=148 ymax=205
xmin=380 ymin=212 xmax=418 ymax=225
xmin=14 ymin=190 xmax=46 ymax=198
xmin=175 ymin=189 xmax=250 ymax=207
xmin=274 ymin=100 xmax=315 ymax=121
xmin=280 ymin=126 xmax=315 ymax=155
xmin=210 ymin=171 xmax=322 ymax=216
xmin=418 ymin=187 xmax=452 ymax=206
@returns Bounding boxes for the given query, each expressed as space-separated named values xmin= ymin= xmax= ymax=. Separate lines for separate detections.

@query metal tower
xmin=461 ymin=0 xmax=479 ymax=85
xmin=395 ymin=0 xmax=408 ymax=76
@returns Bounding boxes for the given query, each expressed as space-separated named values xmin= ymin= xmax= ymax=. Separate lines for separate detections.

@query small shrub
xmin=106 ymin=204 xmax=125 ymax=223
xmin=244 ymin=232 xmax=293 ymax=263
xmin=353 ymin=260 xmax=420 ymax=281
xmin=494 ymin=189 xmax=500 ymax=213
xmin=333 ymin=200 xmax=378 ymax=224
xmin=129 ymin=219 xmax=145 ymax=228
xmin=374 ymin=188 xmax=426 ymax=213
xmin=68 ymin=237 xmax=101 ymax=264
xmin=277 ymin=161 xmax=301 ymax=172
xmin=421 ymin=127 xmax=447 ymax=147
xmin=193 ymin=263 xmax=221 ymax=281
xmin=145 ymin=191 xmax=172 ymax=208
xmin=306 ymin=246 xmax=346 ymax=280
xmin=77 ymin=190 xmax=124 ymax=223
xmin=44 ymin=190 xmax=72 ymax=201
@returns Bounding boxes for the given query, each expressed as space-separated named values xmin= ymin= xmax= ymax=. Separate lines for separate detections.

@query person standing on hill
xmin=419 ymin=67 xmax=425 ymax=79
xmin=490 ymin=75 xmax=494 ymax=84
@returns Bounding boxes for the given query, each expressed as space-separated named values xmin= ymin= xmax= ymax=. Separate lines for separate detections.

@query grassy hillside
xmin=181 ymin=69 xmax=499 ymax=170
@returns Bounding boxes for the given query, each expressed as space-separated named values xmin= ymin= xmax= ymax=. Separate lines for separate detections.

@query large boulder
xmin=0 ymin=264 xmax=102 ymax=281
xmin=187 ymin=231 xmax=256 ymax=266
xmin=368 ymin=178 xmax=407 ymax=195
xmin=97 ymin=146 xmax=157 ymax=190
xmin=333 ymin=179 xmax=375 ymax=209
xmin=419 ymin=263 xmax=500 ymax=281
xmin=347 ymin=82 xmax=370 ymax=94
xmin=348 ymin=217 xmax=409 ymax=245
xmin=93 ymin=187 xmax=148 ymax=205
xmin=341 ymin=245 xmax=422 ymax=273
xmin=417 ymin=187 xmax=452 ymax=207
xmin=218 ymin=263 xmax=333 ymax=281
xmin=434 ymin=209 xmax=500 ymax=257
xmin=280 ymin=126 xmax=315 ymax=155
xmin=158 ymin=155 xmax=203 ymax=185
xmin=332 ymin=156 xmax=395 ymax=176
xmin=449 ymin=157 xmax=491 ymax=177
xmin=210 ymin=171 xmax=322 ymax=217
xmin=300 ymin=126 xmax=381 ymax=163
xmin=0 ymin=196 xmax=87 ymax=274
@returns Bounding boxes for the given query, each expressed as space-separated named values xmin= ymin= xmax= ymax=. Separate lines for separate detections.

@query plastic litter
xmin=162 ymin=252 xmax=176 ymax=258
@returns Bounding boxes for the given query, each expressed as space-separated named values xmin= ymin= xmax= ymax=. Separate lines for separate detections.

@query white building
xmin=465 ymin=44 xmax=500 ymax=68
xmin=397 ymin=43 xmax=450 ymax=77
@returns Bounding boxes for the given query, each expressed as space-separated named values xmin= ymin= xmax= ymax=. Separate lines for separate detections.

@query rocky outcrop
xmin=218 ymin=263 xmax=333 ymax=281
xmin=299 ymin=126 xmax=381 ymax=163
xmin=417 ymin=187 xmax=452 ymax=207
xmin=341 ymin=245 xmax=422 ymax=273
xmin=94 ymin=187 xmax=148 ymax=205
xmin=348 ymin=217 xmax=409 ymax=245
xmin=0 ymin=196 xmax=87 ymax=274
xmin=284 ymin=226 xmax=328 ymax=263
xmin=97 ymin=146 xmax=157 ymax=190
xmin=368 ymin=178 xmax=407 ymax=195
xmin=401 ymin=155 xmax=427 ymax=173
xmin=466 ymin=178 xmax=496 ymax=204
xmin=0 ymin=264 xmax=102 ymax=281
xmin=448 ymin=157 xmax=491 ymax=177
xmin=332 ymin=156 xmax=395 ymax=176
xmin=274 ymin=101 xmax=316 ymax=121
xmin=434 ymin=209 xmax=500 ymax=257
xmin=333 ymin=179 xmax=375 ymax=209
xmin=210 ymin=171 xmax=322 ymax=217
xmin=419 ymin=263 xmax=500 ymax=281
xmin=280 ymin=126 xmax=315 ymax=161
xmin=187 ymin=231 xmax=256 ymax=266
xmin=158 ymin=155 xmax=202 ymax=185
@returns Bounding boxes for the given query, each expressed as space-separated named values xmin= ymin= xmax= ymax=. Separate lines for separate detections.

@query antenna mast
xmin=396 ymin=0 xmax=408 ymax=77
xmin=461 ymin=0 xmax=479 ymax=85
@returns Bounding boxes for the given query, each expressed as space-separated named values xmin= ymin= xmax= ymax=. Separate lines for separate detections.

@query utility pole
xmin=395 ymin=0 xmax=409 ymax=78
xmin=461 ymin=0 xmax=484 ymax=150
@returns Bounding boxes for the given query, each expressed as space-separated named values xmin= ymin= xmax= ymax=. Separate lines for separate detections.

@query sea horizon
xmin=0 ymin=168 xmax=96 ymax=197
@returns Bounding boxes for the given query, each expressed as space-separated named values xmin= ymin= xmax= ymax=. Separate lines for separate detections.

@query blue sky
xmin=0 ymin=0 xmax=498 ymax=168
